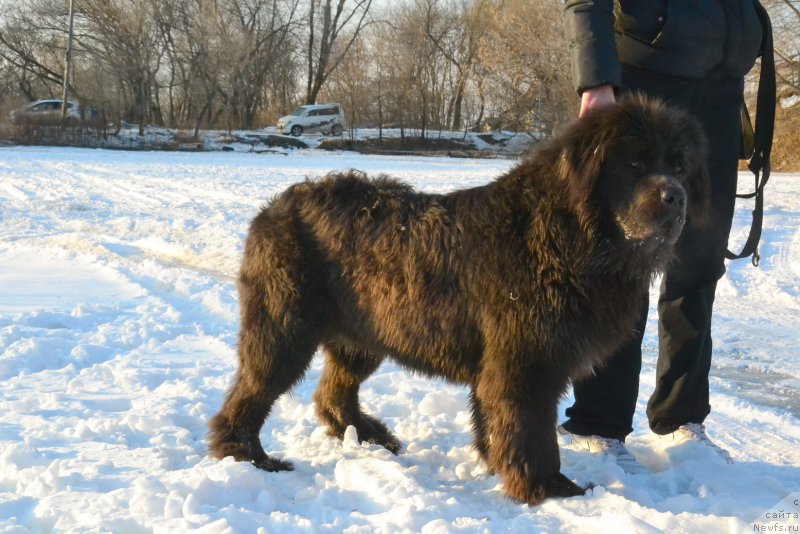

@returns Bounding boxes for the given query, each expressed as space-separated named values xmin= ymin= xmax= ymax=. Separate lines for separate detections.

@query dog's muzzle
xmin=655 ymin=177 xmax=687 ymax=243
xmin=616 ymin=174 xmax=688 ymax=244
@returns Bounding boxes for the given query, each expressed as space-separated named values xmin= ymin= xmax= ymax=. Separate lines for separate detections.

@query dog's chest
xmin=509 ymin=270 xmax=647 ymax=375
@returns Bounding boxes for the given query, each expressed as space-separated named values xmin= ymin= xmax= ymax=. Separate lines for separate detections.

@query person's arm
xmin=563 ymin=0 xmax=619 ymax=115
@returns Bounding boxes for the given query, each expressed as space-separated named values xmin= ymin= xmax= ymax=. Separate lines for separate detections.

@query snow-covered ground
xmin=15 ymin=124 xmax=535 ymax=157
xmin=0 ymin=146 xmax=798 ymax=533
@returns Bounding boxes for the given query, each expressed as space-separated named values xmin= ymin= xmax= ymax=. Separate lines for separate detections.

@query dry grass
xmin=771 ymin=106 xmax=800 ymax=172
xmin=738 ymin=105 xmax=799 ymax=173
xmin=171 ymin=131 xmax=201 ymax=145
xmin=8 ymin=118 xmax=109 ymax=146
xmin=318 ymin=136 xmax=475 ymax=154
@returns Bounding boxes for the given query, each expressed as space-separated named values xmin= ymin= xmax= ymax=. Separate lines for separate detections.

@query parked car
xmin=277 ymin=104 xmax=345 ymax=137
xmin=10 ymin=99 xmax=101 ymax=124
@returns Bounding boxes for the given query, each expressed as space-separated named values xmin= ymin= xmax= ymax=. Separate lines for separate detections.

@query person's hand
xmin=579 ymin=85 xmax=616 ymax=117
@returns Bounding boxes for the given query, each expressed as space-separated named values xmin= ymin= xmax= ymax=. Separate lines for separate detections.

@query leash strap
xmin=725 ymin=1 xmax=776 ymax=267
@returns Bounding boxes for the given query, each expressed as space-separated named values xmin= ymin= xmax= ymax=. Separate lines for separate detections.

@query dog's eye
xmin=630 ymin=160 xmax=642 ymax=170
xmin=674 ymin=164 xmax=685 ymax=174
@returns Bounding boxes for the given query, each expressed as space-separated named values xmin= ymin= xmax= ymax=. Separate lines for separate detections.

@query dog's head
xmin=557 ymin=94 xmax=710 ymax=257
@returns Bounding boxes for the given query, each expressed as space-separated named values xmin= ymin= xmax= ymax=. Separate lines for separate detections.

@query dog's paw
xmin=367 ymin=433 xmax=402 ymax=455
xmin=323 ymin=411 xmax=403 ymax=454
xmin=208 ymin=431 xmax=293 ymax=471
xmin=251 ymin=455 xmax=294 ymax=472
xmin=542 ymin=472 xmax=586 ymax=499
xmin=357 ymin=414 xmax=402 ymax=454
xmin=213 ymin=443 xmax=294 ymax=472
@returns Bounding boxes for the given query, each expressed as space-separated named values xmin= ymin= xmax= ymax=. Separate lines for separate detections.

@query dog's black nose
xmin=661 ymin=184 xmax=686 ymax=209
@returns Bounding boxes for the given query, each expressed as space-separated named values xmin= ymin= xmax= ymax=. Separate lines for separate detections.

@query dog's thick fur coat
xmin=209 ymin=95 xmax=710 ymax=505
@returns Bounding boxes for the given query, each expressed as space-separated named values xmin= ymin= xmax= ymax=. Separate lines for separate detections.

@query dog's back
xmin=242 ymin=171 xmax=485 ymax=382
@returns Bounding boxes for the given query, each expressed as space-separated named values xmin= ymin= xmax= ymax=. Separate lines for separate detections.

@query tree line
xmin=0 ymin=0 xmax=797 ymax=143
xmin=0 ymin=0 xmax=573 ymax=136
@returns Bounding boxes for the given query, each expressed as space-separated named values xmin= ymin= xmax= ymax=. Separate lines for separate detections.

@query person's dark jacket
xmin=564 ymin=0 xmax=764 ymax=93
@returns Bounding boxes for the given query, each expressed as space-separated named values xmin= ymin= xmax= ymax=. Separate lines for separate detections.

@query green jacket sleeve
xmin=563 ymin=0 xmax=620 ymax=94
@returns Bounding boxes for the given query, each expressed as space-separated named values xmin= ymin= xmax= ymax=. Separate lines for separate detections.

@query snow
xmin=780 ymin=94 xmax=800 ymax=109
xmin=0 ymin=146 xmax=798 ymax=533
xmin=54 ymin=125 xmax=534 ymax=158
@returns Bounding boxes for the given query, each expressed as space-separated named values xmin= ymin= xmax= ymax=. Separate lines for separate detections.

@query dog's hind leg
xmin=208 ymin=278 xmax=318 ymax=472
xmin=313 ymin=343 xmax=401 ymax=454
xmin=475 ymin=359 xmax=586 ymax=505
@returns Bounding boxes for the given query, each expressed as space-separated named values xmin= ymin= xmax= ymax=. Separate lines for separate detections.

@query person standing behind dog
xmin=558 ymin=0 xmax=773 ymax=472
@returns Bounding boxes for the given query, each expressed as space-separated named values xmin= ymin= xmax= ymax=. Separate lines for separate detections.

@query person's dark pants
xmin=561 ymin=67 xmax=744 ymax=441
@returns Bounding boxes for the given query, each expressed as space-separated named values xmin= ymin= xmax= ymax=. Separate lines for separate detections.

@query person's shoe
xmin=558 ymin=425 xmax=648 ymax=474
xmin=670 ymin=422 xmax=734 ymax=464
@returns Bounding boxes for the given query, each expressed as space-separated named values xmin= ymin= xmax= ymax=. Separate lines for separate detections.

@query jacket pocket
xmin=615 ymin=0 xmax=669 ymax=44
xmin=651 ymin=2 xmax=680 ymax=47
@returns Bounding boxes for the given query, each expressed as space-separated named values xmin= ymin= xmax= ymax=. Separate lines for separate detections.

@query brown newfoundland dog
xmin=208 ymin=95 xmax=710 ymax=505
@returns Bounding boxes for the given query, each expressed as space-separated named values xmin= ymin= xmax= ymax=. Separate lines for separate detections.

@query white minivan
xmin=277 ymin=104 xmax=345 ymax=137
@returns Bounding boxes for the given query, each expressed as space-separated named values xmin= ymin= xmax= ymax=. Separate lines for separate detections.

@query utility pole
xmin=60 ymin=0 xmax=75 ymax=121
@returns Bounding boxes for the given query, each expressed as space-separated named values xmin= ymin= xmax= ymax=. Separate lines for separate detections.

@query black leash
xmin=725 ymin=2 xmax=776 ymax=267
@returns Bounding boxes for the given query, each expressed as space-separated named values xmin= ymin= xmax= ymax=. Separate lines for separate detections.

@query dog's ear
xmin=557 ymin=110 xmax=616 ymax=221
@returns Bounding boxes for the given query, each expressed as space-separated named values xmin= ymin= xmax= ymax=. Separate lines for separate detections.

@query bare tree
xmin=0 ymin=0 xmax=69 ymax=100
xmin=763 ymin=0 xmax=800 ymax=95
xmin=76 ymin=0 xmax=165 ymax=133
xmin=320 ymin=31 xmax=372 ymax=137
xmin=304 ymin=0 xmax=373 ymax=104
xmin=422 ymin=0 xmax=490 ymax=130
xmin=1 ymin=0 xmax=306 ymax=131
xmin=476 ymin=0 xmax=573 ymax=133
xmin=756 ymin=1 xmax=800 ymax=171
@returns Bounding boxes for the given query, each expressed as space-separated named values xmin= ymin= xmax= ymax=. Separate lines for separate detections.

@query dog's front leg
xmin=474 ymin=358 xmax=586 ymax=505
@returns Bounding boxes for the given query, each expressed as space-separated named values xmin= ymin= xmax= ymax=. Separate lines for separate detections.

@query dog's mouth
xmin=615 ymin=209 xmax=686 ymax=247
xmin=659 ymin=211 xmax=686 ymax=244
